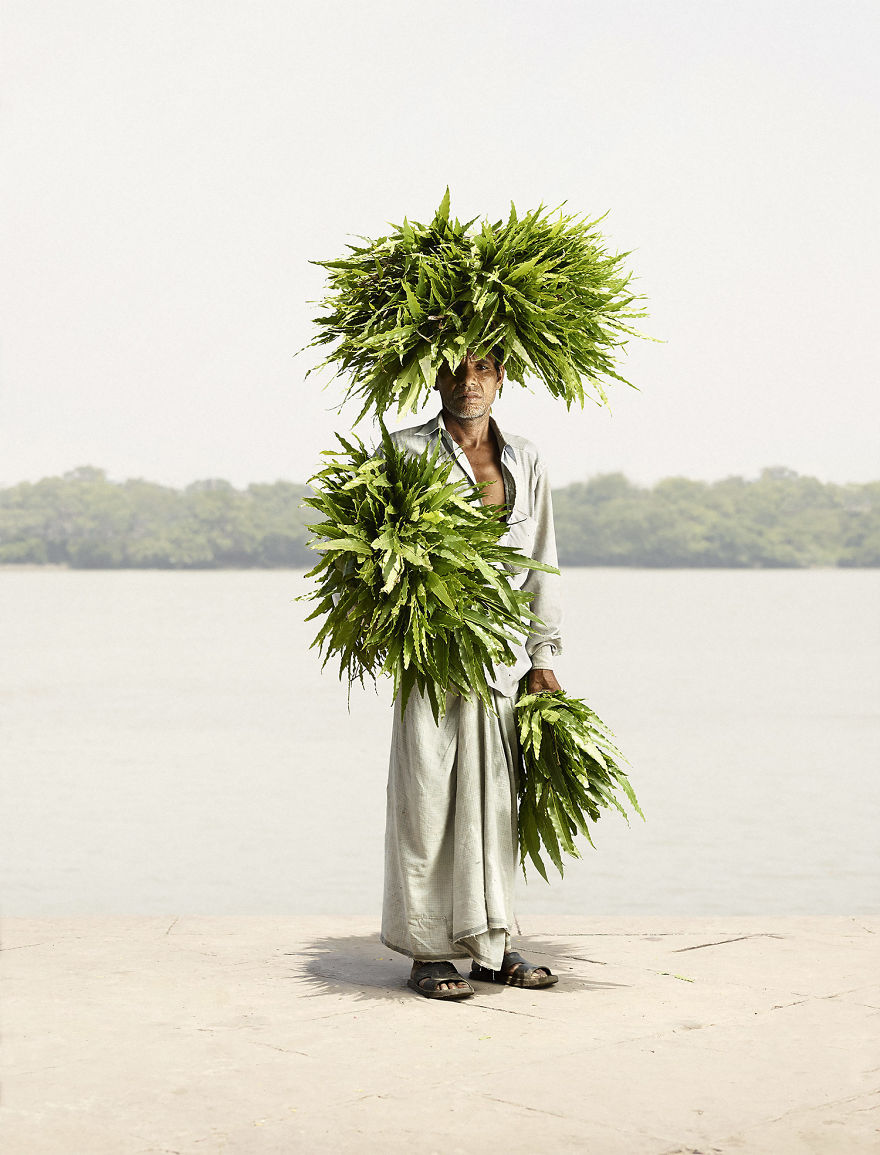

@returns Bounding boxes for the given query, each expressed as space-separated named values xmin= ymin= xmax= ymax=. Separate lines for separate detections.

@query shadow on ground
xmin=294 ymin=932 xmax=630 ymax=1004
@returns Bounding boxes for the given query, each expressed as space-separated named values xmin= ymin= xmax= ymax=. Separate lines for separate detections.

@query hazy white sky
xmin=2 ymin=0 xmax=878 ymax=488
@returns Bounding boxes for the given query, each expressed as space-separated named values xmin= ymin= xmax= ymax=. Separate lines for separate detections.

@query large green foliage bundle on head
xmin=515 ymin=688 xmax=644 ymax=882
xmin=306 ymin=190 xmax=648 ymax=421
xmin=301 ymin=425 xmax=558 ymax=721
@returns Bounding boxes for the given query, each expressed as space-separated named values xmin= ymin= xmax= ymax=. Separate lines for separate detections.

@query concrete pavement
xmin=2 ymin=915 xmax=878 ymax=1153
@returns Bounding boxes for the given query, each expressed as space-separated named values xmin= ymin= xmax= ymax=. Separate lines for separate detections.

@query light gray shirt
xmin=388 ymin=410 xmax=563 ymax=697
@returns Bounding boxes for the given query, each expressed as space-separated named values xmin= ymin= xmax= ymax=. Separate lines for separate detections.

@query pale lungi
xmin=380 ymin=685 xmax=520 ymax=971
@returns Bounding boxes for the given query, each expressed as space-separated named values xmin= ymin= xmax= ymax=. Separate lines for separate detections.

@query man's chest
xmin=442 ymin=445 xmax=534 ymax=530
xmin=460 ymin=442 xmax=505 ymax=506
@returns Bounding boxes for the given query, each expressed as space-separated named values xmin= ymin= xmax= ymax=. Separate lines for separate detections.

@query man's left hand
xmin=527 ymin=668 xmax=561 ymax=694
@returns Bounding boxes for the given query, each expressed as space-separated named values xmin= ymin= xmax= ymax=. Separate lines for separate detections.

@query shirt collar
xmin=431 ymin=409 xmax=517 ymax=466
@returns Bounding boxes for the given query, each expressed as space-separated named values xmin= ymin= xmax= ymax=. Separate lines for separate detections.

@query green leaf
xmin=423 ymin=569 xmax=455 ymax=610
xmin=515 ymin=684 xmax=642 ymax=880
xmin=303 ymin=192 xmax=653 ymax=421
xmin=315 ymin=537 xmax=373 ymax=556
xmin=299 ymin=431 xmax=549 ymax=721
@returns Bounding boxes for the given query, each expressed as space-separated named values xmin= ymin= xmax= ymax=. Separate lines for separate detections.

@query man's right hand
xmin=527 ymin=668 xmax=561 ymax=694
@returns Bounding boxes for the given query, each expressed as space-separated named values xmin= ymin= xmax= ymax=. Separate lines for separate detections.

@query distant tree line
xmin=0 ymin=465 xmax=877 ymax=569
xmin=553 ymin=468 xmax=880 ymax=567
xmin=0 ymin=467 xmax=312 ymax=568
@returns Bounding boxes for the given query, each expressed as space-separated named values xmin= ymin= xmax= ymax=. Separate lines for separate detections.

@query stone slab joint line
xmin=770 ymin=986 xmax=877 ymax=1011
xmin=467 ymin=1003 xmax=545 ymax=1019
xmin=671 ymin=933 xmax=784 ymax=953
xmin=482 ymin=1094 xmax=675 ymax=1144
xmin=480 ymin=1094 xmax=572 ymax=1122
xmin=520 ymin=929 xmax=786 ymax=937
xmin=248 ymin=1041 xmax=311 ymax=1058
xmin=759 ymin=1086 xmax=880 ymax=1128
xmin=513 ymin=945 xmax=609 ymax=965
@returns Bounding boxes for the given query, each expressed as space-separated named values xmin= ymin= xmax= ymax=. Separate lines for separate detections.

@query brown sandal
xmin=407 ymin=960 xmax=474 ymax=999
xmin=470 ymin=950 xmax=558 ymax=988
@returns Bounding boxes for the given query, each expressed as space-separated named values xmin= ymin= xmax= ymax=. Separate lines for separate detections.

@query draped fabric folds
xmin=380 ymin=686 xmax=519 ymax=971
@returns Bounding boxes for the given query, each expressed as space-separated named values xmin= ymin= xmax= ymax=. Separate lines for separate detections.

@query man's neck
xmin=440 ymin=408 xmax=494 ymax=451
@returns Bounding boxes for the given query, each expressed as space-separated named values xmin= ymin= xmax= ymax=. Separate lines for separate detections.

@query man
xmin=380 ymin=349 xmax=564 ymax=999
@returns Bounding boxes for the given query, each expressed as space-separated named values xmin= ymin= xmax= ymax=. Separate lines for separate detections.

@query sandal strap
xmin=412 ymin=960 xmax=461 ymax=979
xmin=412 ymin=960 xmax=472 ymax=993
xmin=502 ymin=950 xmax=529 ymax=968
xmin=502 ymin=950 xmax=552 ymax=976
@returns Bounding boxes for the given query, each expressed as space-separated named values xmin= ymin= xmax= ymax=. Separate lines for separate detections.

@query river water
xmin=1 ymin=568 xmax=878 ymax=917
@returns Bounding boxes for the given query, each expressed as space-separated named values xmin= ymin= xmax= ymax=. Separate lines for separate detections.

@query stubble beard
xmin=446 ymin=395 xmax=490 ymax=420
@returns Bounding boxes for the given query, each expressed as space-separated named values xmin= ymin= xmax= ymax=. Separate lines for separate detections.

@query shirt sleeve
xmin=523 ymin=462 xmax=563 ymax=669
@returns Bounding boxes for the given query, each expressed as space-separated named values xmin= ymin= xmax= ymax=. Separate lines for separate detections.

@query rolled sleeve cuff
xmin=529 ymin=641 xmax=558 ymax=670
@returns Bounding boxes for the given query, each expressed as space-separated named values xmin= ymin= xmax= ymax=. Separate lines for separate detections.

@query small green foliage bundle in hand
xmin=515 ymin=689 xmax=644 ymax=882
xmin=306 ymin=189 xmax=648 ymax=421
xmin=301 ymin=425 xmax=557 ymax=721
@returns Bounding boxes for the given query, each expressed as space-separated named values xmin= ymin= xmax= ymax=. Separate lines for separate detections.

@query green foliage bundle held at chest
xmin=302 ymin=425 xmax=557 ymax=720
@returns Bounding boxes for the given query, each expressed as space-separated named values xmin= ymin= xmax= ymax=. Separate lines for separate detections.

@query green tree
xmin=1 ymin=466 xmax=877 ymax=569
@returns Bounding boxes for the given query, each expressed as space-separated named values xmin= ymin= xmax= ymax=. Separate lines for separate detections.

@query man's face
xmin=435 ymin=351 xmax=504 ymax=420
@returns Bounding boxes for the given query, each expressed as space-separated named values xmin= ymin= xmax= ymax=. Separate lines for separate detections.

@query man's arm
xmin=522 ymin=462 xmax=563 ymax=693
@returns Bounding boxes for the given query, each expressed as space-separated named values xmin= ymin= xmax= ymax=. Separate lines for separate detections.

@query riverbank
xmin=2 ymin=915 xmax=877 ymax=1153
xmin=2 ymin=466 xmax=878 ymax=568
